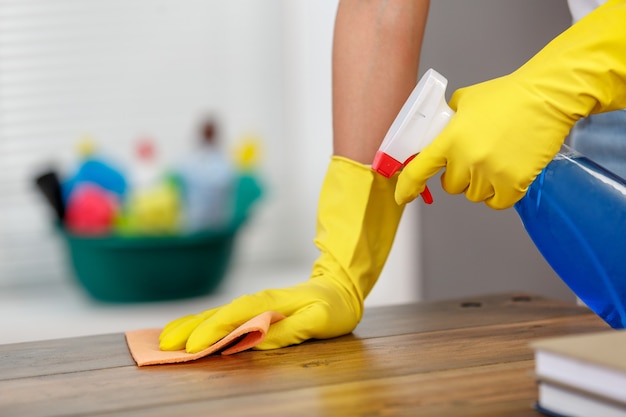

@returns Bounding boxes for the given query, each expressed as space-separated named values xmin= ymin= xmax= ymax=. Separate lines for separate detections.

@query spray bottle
xmin=117 ymin=138 xmax=181 ymax=235
xmin=372 ymin=68 xmax=626 ymax=329
xmin=175 ymin=118 xmax=236 ymax=233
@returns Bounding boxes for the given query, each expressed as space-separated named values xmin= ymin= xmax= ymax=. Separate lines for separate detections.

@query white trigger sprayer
xmin=372 ymin=68 xmax=454 ymax=204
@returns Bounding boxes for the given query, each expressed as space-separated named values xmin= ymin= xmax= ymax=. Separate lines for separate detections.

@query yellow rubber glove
xmin=159 ymin=156 xmax=404 ymax=352
xmin=396 ymin=0 xmax=626 ymax=209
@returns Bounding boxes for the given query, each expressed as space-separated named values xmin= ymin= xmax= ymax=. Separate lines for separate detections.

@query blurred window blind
xmin=0 ymin=0 xmax=249 ymax=286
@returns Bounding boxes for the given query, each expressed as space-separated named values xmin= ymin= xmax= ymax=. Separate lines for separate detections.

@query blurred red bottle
xmin=64 ymin=183 xmax=119 ymax=235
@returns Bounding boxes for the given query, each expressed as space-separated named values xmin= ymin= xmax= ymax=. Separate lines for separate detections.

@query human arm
xmin=395 ymin=0 xmax=626 ymax=209
xmin=332 ymin=0 xmax=429 ymax=163
xmin=159 ymin=0 xmax=430 ymax=352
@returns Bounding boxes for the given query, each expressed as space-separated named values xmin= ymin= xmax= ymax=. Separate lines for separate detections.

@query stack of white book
xmin=530 ymin=330 xmax=626 ymax=417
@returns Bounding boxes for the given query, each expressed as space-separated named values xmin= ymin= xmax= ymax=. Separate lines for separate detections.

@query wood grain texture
xmin=0 ymin=293 xmax=610 ymax=417
xmin=0 ymin=333 xmax=134 ymax=380
xmin=355 ymin=292 xmax=594 ymax=338
xmin=86 ymin=362 xmax=543 ymax=417
xmin=1 ymin=292 xmax=566 ymax=381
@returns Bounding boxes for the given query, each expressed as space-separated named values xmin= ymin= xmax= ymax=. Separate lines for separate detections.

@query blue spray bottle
xmin=514 ymin=146 xmax=626 ymax=328
xmin=372 ymin=69 xmax=626 ymax=328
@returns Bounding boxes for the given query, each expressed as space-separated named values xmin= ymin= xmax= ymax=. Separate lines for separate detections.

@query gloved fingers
xmin=395 ymin=145 xmax=447 ymax=205
xmin=159 ymin=313 xmax=214 ymax=351
xmin=184 ymin=319 xmax=242 ymax=354
xmin=443 ymin=165 xmax=525 ymax=209
xmin=255 ymin=301 xmax=352 ymax=350
xmin=159 ymin=314 xmax=195 ymax=340
xmin=467 ymin=183 xmax=496 ymax=204
xmin=484 ymin=182 xmax=527 ymax=210
xmin=253 ymin=310 xmax=316 ymax=350
xmin=184 ymin=291 xmax=290 ymax=353
xmin=160 ymin=305 xmax=220 ymax=339
xmin=438 ymin=162 xmax=470 ymax=196
xmin=462 ymin=171 xmax=496 ymax=203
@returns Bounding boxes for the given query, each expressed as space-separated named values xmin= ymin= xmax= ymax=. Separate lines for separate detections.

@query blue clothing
xmin=568 ymin=110 xmax=626 ymax=180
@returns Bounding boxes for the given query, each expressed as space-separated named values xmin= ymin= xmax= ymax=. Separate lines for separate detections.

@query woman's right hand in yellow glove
xmin=396 ymin=74 xmax=571 ymax=210
xmin=396 ymin=0 xmax=626 ymax=210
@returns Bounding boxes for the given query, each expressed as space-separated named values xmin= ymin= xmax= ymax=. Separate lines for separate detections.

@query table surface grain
xmin=0 ymin=292 xmax=610 ymax=417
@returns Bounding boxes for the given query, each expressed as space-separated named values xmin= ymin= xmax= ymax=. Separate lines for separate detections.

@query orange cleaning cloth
xmin=125 ymin=311 xmax=285 ymax=367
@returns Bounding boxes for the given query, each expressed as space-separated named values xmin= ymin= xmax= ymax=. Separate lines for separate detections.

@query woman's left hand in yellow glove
xmin=159 ymin=280 xmax=361 ymax=353
xmin=159 ymin=157 xmax=405 ymax=353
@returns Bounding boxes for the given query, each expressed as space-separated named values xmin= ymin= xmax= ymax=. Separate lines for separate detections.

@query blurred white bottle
xmin=131 ymin=138 xmax=163 ymax=191
xmin=121 ymin=137 xmax=181 ymax=235
xmin=177 ymin=118 xmax=236 ymax=233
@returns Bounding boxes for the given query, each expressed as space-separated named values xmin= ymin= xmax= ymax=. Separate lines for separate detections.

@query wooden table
xmin=0 ymin=292 xmax=610 ymax=417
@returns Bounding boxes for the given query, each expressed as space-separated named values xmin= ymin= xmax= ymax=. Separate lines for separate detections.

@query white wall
xmin=1 ymin=0 xmax=575 ymax=306
xmin=418 ymin=0 xmax=577 ymax=302
xmin=0 ymin=0 xmax=289 ymax=284
xmin=0 ymin=0 xmax=419 ymax=306
xmin=278 ymin=0 xmax=580 ymax=305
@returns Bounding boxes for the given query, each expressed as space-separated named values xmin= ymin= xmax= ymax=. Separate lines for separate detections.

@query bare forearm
xmin=332 ymin=0 xmax=429 ymax=164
